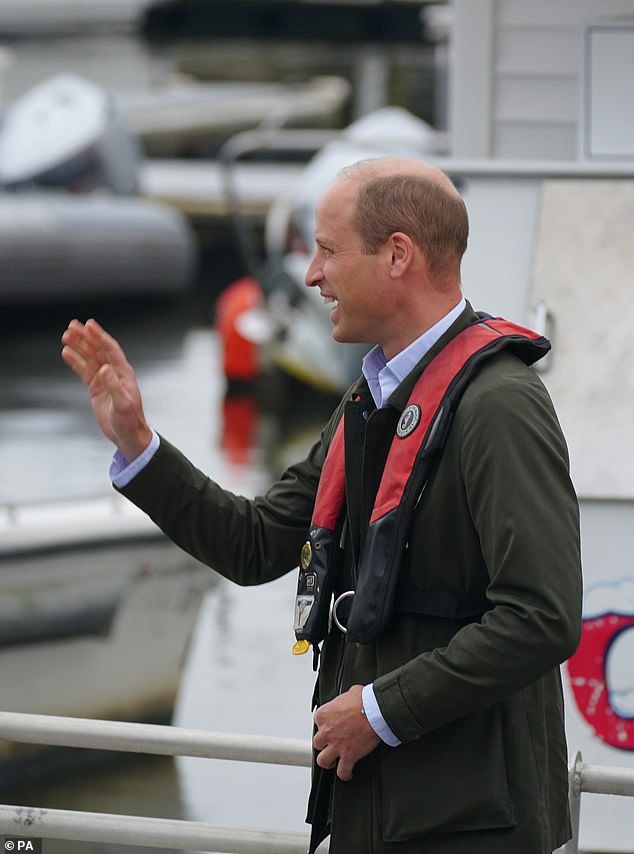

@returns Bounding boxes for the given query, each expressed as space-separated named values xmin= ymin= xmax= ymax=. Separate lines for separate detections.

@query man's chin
xmin=332 ymin=324 xmax=354 ymax=345
xmin=332 ymin=331 xmax=351 ymax=345
xmin=333 ymin=330 xmax=366 ymax=347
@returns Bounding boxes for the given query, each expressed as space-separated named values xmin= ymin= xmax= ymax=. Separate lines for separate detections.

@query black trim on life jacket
xmin=294 ymin=317 xmax=550 ymax=650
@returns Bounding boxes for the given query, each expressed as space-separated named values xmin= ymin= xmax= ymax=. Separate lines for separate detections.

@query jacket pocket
xmin=379 ymin=702 xmax=516 ymax=842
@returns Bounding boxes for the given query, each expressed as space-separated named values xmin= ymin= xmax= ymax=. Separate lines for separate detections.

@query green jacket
xmin=120 ymin=303 xmax=582 ymax=852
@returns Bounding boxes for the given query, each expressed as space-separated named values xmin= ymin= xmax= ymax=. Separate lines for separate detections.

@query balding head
xmin=336 ymin=156 xmax=468 ymax=280
xmin=340 ymin=155 xmax=461 ymax=197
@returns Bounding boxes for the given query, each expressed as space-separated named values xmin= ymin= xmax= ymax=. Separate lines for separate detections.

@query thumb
xmin=98 ymin=363 xmax=126 ymax=403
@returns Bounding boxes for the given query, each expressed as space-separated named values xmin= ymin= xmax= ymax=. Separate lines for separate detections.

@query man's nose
xmin=305 ymin=255 xmax=322 ymax=288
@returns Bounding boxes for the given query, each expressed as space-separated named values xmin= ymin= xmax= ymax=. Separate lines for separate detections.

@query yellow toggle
xmin=292 ymin=639 xmax=310 ymax=655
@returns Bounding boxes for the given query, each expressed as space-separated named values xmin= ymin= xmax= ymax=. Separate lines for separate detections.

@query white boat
xmin=0 ymin=73 xmax=196 ymax=303
xmin=0 ymin=0 xmax=150 ymax=35
xmin=0 ymin=494 xmax=215 ymax=781
xmin=118 ymin=75 xmax=350 ymax=157
xmin=219 ymin=2 xmax=634 ymax=850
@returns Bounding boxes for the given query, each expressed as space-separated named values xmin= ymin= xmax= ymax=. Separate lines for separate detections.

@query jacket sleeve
xmin=117 ymin=432 xmax=325 ymax=586
xmin=373 ymin=366 xmax=583 ymax=740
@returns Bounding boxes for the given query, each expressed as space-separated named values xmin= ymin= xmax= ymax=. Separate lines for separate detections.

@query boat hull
xmin=0 ymin=194 xmax=196 ymax=304
xmin=0 ymin=498 xmax=215 ymax=780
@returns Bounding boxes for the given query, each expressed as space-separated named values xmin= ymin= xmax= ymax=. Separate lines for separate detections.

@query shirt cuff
xmin=362 ymin=683 xmax=401 ymax=747
xmin=109 ymin=430 xmax=160 ymax=488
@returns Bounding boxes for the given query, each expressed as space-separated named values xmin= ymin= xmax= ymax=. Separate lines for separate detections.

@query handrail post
xmin=559 ymin=751 xmax=582 ymax=854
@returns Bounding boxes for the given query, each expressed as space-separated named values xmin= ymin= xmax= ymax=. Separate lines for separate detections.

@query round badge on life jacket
xmin=300 ymin=540 xmax=313 ymax=570
xmin=397 ymin=403 xmax=421 ymax=438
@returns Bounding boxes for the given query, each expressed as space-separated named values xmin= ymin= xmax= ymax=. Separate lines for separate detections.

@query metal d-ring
xmin=332 ymin=590 xmax=355 ymax=633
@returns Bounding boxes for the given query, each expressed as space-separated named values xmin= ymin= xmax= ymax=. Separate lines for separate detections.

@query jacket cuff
xmin=373 ymin=669 xmax=424 ymax=742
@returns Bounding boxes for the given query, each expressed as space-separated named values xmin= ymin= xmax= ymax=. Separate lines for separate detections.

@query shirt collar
xmin=362 ymin=297 xmax=466 ymax=408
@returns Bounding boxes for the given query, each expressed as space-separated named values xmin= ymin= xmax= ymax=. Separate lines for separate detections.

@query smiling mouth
xmin=323 ymin=296 xmax=338 ymax=310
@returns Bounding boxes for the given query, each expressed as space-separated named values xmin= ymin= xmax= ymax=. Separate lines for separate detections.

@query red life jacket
xmin=293 ymin=316 xmax=550 ymax=651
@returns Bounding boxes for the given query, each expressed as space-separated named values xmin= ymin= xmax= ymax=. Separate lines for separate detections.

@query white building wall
xmin=449 ymin=0 xmax=634 ymax=159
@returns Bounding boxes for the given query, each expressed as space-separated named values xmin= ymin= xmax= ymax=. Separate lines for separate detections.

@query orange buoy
xmin=215 ymin=276 xmax=262 ymax=382
xmin=221 ymin=392 xmax=259 ymax=465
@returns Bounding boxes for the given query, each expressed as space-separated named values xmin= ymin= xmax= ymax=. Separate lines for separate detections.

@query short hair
xmin=346 ymin=169 xmax=469 ymax=276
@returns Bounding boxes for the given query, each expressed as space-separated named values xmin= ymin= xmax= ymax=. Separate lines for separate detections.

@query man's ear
xmin=387 ymin=232 xmax=414 ymax=276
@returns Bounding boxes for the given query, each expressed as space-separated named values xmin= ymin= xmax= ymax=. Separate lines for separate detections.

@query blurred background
xmin=0 ymin=1 xmax=633 ymax=852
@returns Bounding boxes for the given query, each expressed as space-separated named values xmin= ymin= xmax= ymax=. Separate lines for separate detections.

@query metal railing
xmin=560 ymin=750 xmax=634 ymax=854
xmin=0 ymin=711 xmax=313 ymax=854
xmin=1 ymin=711 xmax=634 ymax=853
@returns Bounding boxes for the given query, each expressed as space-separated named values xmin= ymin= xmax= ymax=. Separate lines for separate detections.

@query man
xmin=61 ymin=156 xmax=582 ymax=853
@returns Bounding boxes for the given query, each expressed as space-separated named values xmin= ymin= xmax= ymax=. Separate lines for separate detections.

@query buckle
xmin=331 ymin=590 xmax=355 ymax=633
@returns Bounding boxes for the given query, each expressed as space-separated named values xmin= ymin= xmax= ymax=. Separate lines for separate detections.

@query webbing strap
xmin=393 ymin=586 xmax=492 ymax=621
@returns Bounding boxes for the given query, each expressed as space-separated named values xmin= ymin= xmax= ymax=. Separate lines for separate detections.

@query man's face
xmin=305 ymin=179 xmax=388 ymax=349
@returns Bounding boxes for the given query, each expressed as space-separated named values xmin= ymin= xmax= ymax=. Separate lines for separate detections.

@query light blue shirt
xmin=111 ymin=298 xmax=467 ymax=748
xmin=110 ymin=431 xmax=160 ymax=488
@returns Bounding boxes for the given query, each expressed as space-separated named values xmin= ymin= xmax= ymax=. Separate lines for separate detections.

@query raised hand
xmin=61 ymin=318 xmax=153 ymax=462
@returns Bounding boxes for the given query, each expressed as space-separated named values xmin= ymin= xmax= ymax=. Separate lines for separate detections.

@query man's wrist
xmin=118 ymin=426 xmax=154 ymax=465
xmin=110 ymin=430 xmax=160 ymax=488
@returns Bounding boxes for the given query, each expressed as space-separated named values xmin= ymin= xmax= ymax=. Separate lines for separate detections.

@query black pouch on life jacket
xmin=293 ymin=522 xmax=342 ymax=658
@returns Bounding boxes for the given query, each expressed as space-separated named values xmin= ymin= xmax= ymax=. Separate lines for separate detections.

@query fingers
xmin=61 ymin=319 xmax=100 ymax=383
xmin=61 ymin=319 xmax=110 ymax=365
xmin=313 ymin=718 xmax=341 ymax=775
xmin=314 ymin=744 xmax=354 ymax=781
xmin=83 ymin=318 xmax=131 ymax=372
xmin=61 ymin=318 xmax=129 ymax=387
xmin=335 ymin=760 xmax=354 ymax=782
xmin=312 ymin=686 xmax=381 ymax=782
